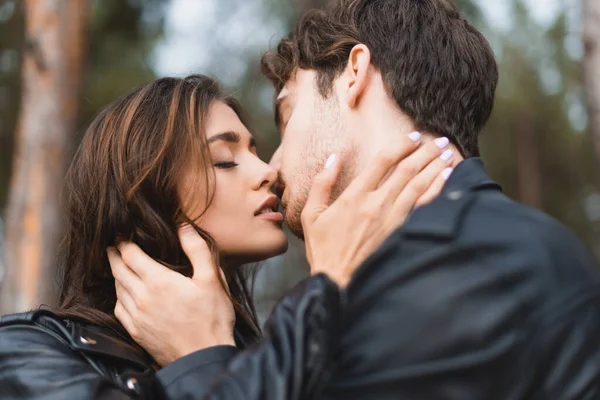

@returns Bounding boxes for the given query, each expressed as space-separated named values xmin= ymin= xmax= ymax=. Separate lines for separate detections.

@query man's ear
xmin=345 ymin=44 xmax=371 ymax=109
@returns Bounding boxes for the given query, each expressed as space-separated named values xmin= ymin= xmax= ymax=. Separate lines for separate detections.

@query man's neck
xmin=351 ymin=106 xmax=464 ymax=172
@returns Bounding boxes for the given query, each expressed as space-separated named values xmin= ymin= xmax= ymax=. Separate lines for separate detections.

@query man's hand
xmin=302 ymin=133 xmax=453 ymax=287
xmin=108 ymin=225 xmax=235 ymax=367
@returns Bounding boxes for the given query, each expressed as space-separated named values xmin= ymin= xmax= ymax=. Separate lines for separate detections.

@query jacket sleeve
xmin=155 ymin=273 xmax=343 ymax=400
xmin=320 ymin=236 xmax=537 ymax=400
xmin=320 ymin=226 xmax=600 ymax=400
xmin=0 ymin=325 xmax=138 ymax=399
xmin=156 ymin=345 xmax=239 ymax=398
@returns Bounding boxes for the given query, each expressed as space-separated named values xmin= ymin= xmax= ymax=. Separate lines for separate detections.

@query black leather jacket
xmin=150 ymin=158 xmax=600 ymax=400
xmin=0 ymin=275 xmax=342 ymax=399
xmin=2 ymin=158 xmax=600 ymax=400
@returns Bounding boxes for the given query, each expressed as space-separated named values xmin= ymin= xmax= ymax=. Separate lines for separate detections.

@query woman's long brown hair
xmin=56 ymin=75 xmax=261 ymax=348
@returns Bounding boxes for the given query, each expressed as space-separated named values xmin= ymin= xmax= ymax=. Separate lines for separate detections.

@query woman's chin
xmin=257 ymin=227 xmax=289 ymax=257
xmin=222 ymin=235 xmax=289 ymax=265
xmin=251 ymin=236 xmax=289 ymax=262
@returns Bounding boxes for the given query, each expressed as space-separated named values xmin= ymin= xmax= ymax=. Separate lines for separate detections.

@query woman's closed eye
xmin=214 ymin=161 xmax=239 ymax=169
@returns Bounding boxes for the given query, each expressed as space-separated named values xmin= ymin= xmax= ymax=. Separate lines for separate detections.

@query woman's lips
xmin=256 ymin=211 xmax=284 ymax=223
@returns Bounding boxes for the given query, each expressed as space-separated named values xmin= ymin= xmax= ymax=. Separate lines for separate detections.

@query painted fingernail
xmin=442 ymin=167 xmax=453 ymax=180
xmin=408 ymin=131 xmax=422 ymax=142
xmin=440 ymin=149 xmax=454 ymax=161
xmin=435 ymin=137 xmax=450 ymax=149
xmin=324 ymin=154 xmax=337 ymax=169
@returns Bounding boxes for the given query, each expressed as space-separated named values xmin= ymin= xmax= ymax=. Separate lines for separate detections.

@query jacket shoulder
xmin=0 ymin=311 xmax=155 ymax=399
xmin=0 ymin=316 xmax=72 ymax=354
xmin=0 ymin=321 xmax=103 ymax=397
xmin=405 ymin=188 xmax=590 ymax=253
xmin=401 ymin=188 xmax=600 ymax=295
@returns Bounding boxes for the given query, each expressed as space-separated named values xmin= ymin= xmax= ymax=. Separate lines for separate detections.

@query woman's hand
xmin=302 ymin=133 xmax=454 ymax=287
xmin=108 ymin=226 xmax=235 ymax=367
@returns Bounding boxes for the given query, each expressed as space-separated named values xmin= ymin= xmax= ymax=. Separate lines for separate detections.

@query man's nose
xmin=269 ymin=146 xmax=285 ymax=198
xmin=269 ymin=145 xmax=282 ymax=171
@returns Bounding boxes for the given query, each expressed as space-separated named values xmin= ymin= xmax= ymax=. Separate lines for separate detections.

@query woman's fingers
xmin=391 ymin=160 xmax=453 ymax=221
xmin=379 ymin=137 xmax=453 ymax=203
xmin=344 ymin=132 xmax=422 ymax=196
xmin=301 ymin=154 xmax=342 ymax=227
xmin=396 ymin=150 xmax=453 ymax=206
xmin=415 ymin=167 xmax=453 ymax=207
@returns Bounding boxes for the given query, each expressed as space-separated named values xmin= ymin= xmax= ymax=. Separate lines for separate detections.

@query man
xmin=111 ymin=0 xmax=600 ymax=398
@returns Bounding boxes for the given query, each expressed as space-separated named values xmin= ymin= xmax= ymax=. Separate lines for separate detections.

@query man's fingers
xmin=178 ymin=225 xmax=216 ymax=282
xmin=114 ymin=300 xmax=137 ymax=338
xmin=345 ymin=132 xmax=421 ymax=195
xmin=415 ymin=167 xmax=453 ymax=207
xmin=114 ymin=280 xmax=137 ymax=314
xmin=380 ymin=137 xmax=453 ymax=202
xmin=108 ymin=247 xmax=143 ymax=294
xmin=116 ymin=242 xmax=163 ymax=280
xmin=302 ymin=154 xmax=342 ymax=225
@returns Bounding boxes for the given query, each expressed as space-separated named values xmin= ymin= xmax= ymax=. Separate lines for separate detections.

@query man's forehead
xmin=278 ymin=69 xmax=304 ymax=100
xmin=275 ymin=82 xmax=294 ymax=127
xmin=277 ymin=68 xmax=316 ymax=102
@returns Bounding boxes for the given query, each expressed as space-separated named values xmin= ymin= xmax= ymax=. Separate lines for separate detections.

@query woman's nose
xmin=254 ymin=161 xmax=278 ymax=191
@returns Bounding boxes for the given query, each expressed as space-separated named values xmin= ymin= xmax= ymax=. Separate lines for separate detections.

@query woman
xmin=0 ymin=75 xmax=451 ymax=399
xmin=58 ymin=75 xmax=283 ymax=349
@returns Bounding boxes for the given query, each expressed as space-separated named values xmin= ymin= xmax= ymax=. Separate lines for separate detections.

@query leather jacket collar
xmin=0 ymin=309 xmax=154 ymax=370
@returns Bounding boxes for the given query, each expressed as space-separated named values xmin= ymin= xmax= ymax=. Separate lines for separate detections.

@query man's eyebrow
xmin=207 ymin=131 xmax=256 ymax=147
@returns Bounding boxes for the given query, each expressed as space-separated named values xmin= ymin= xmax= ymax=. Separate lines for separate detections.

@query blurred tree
xmin=480 ymin=0 xmax=599 ymax=254
xmin=79 ymin=0 xmax=165 ymax=130
xmin=0 ymin=0 xmax=166 ymax=312
xmin=2 ymin=0 xmax=90 ymax=314
xmin=0 ymin=0 xmax=21 ymax=305
xmin=0 ymin=0 xmax=23 ymax=210
xmin=0 ymin=0 xmax=165 ymax=208
xmin=291 ymin=0 xmax=336 ymax=14
xmin=583 ymin=0 xmax=600 ymax=170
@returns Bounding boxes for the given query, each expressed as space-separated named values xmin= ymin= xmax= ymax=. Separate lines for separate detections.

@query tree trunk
xmin=515 ymin=114 xmax=542 ymax=209
xmin=584 ymin=0 xmax=600 ymax=171
xmin=1 ymin=0 xmax=89 ymax=314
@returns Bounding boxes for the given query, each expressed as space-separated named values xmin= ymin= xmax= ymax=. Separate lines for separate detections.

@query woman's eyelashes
xmin=214 ymin=161 xmax=239 ymax=169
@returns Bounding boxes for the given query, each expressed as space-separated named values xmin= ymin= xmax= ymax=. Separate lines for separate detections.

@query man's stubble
xmin=284 ymin=96 xmax=358 ymax=240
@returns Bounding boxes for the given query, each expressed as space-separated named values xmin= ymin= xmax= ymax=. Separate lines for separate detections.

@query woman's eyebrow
xmin=208 ymin=131 xmax=256 ymax=148
xmin=207 ymin=131 xmax=241 ymax=145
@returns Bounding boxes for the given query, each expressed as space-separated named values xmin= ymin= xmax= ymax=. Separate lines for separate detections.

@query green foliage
xmin=477 ymin=1 xmax=599 ymax=253
xmin=0 ymin=0 xmax=167 ymax=209
xmin=454 ymin=0 xmax=483 ymax=21
xmin=1 ymin=0 xmax=598 ymax=258
xmin=0 ymin=0 xmax=23 ymax=209
xmin=78 ymin=0 xmax=166 ymax=136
